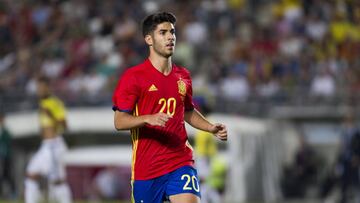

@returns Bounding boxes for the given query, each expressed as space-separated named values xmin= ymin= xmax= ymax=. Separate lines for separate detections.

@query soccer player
xmin=0 ymin=112 xmax=15 ymax=198
xmin=112 ymin=12 xmax=228 ymax=203
xmin=24 ymin=76 xmax=72 ymax=203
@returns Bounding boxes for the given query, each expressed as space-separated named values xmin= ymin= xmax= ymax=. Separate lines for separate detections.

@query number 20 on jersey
xmin=158 ymin=98 xmax=176 ymax=116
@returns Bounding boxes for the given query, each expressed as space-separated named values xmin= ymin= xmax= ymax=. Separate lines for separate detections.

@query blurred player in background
xmin=24 ymin=76 xmax=72 ymax=203
xmin=193 ymin=102 xmax=218 ymax=203
xmin=112 ymin=12 xmax=227 ymax=203
xmin=338 ymin=112 xmax=360 ymax=203
xmin=0 ymin=112 xmax=15 ymax=199
xmin=194 ymin=103 xmax=227 ymax=203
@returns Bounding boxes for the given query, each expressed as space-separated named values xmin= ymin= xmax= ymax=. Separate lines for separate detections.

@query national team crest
xmin=177 ymin=79 xmax=186 ymax=96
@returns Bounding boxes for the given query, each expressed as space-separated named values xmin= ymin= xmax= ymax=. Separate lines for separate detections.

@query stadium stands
xmin=0 ymin=0 xmax=359 ymax=116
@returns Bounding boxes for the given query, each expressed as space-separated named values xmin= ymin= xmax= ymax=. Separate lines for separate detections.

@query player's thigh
xmin=166 ymin=166 xmax=201 ymax=201
xmin=49 ymin=146 xmax=67 ymax=181
xmin=26 ymin=147 xmax=52 ymax=176
xmin=169 ymin=193 xmax=200 ymax=203
xmin=132 ymin=177 xmax=167 ymax=203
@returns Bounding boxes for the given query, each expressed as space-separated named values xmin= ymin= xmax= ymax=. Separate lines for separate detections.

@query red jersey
xmin=112 ymin=59 xmax=195 ymax=180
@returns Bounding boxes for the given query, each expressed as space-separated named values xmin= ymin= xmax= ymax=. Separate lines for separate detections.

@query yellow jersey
xmin=39 ymin=96 xmax=66 ymax=135
xmin=195 ymin=130 xmax=217 ymax=158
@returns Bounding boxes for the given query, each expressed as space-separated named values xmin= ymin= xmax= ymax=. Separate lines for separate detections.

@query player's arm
xmin=184 ymin=109 xmax=227 ymax=141
xmin=114 ymin=111 xmax=171 ymax=130
xmin=51 ymin=101 xmax=68 ymax=132
xmin=58 ymin=119 xmax=67 ymax=132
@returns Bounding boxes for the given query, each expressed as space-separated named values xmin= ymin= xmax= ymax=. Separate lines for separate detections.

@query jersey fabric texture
xmin=39 ymin=96 xmax=66 ymax=134
xmin=132 ymin=165 xmax=201 ymax=203
xmin=112 ymin=59 xmax=195 ymax=180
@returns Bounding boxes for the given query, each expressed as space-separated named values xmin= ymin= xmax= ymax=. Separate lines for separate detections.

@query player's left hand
xmin=209 ymin=123 xmax=227 ymax=141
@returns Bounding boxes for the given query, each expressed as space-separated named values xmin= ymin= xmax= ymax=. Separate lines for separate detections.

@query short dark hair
xmin=37 ymin=75 xmax=50 ymax=85
xmin=142 ymin=12 xmax=176 ymax=37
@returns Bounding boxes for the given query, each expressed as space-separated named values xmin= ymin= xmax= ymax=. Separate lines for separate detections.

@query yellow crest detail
xmin=177 ymin=79 xmax=186 ymax=96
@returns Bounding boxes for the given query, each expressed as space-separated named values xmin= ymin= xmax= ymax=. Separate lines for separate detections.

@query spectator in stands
xmin=0 ymin=112 xmax=15 ymax=199
xmin=0 ymin=0 xmax=360 ymax=113
xmin=310 ymin=67 xmax=336 ymax=101
xmin=305 ymin=12 xmax=328 ymax=42
xmin=220 ymin=69 xmax=249 ymax=102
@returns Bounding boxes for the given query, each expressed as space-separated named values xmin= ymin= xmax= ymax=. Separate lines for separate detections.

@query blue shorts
xmin=132 ymin=166 xmax=201 ymax=203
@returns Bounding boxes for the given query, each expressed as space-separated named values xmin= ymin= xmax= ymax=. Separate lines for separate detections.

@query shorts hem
xmin=166 ymin=191 xmax=201 ymax=199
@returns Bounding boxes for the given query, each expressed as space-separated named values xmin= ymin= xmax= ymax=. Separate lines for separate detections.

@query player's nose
xmin=167 ymin=34 xmax=175 ymax=41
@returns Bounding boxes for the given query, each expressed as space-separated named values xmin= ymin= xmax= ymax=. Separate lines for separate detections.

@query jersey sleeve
xmin=112 ymin=70 xmax=139 ymax=113
xmin=183 ymin=69 xmax=194 ymax=111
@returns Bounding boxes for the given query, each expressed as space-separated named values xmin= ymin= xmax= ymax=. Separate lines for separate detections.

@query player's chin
xmin=163 ymin=52 xmax=173 ymax=58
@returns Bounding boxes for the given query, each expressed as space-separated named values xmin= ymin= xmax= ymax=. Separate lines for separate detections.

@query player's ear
xmin=145 ymin=34 xmax=153 ymax=46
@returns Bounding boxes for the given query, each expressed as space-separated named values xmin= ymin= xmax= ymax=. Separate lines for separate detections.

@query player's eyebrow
xmin=158 ymin=28 xmax=175 ymax=33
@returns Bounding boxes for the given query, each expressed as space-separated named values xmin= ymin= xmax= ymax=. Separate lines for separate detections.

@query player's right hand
xmin=145 ymin=112 xmax=172 ymax=127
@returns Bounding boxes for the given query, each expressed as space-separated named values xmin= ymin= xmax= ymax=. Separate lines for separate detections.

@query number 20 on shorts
xmin=158 ymin=98 xmax=176 ymax=116
xmin=181 ymin=174 xmax=200 ymax=192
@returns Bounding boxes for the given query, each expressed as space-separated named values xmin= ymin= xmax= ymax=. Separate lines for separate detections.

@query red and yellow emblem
xmin=177 ymin=79 xmax=186 ymax=96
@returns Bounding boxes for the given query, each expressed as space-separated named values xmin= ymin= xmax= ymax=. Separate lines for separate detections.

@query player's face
xmin=36 ymin=81 xmax=50 ymax=98
xmin=150 ymin=22 xmax=176 ymax=58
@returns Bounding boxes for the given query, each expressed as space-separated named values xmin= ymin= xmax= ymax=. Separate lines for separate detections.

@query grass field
xmin=0 ymin=200 xmax=325 ymax=203
xmin=0 ymin=201 xmax=129 ymax=203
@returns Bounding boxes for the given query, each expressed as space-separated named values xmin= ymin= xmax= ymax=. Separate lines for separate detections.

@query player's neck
xmin=40 ymin=93 xmax=51 ymax=100
xmin=148 ymin=55 xmax=172 ymax=75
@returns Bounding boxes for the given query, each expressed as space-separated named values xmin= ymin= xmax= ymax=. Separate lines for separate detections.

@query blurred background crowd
xmin=0 ymin=0 xmax=360 ymax=114
xmin=0 ymin=0 xmax=360 ymax=202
